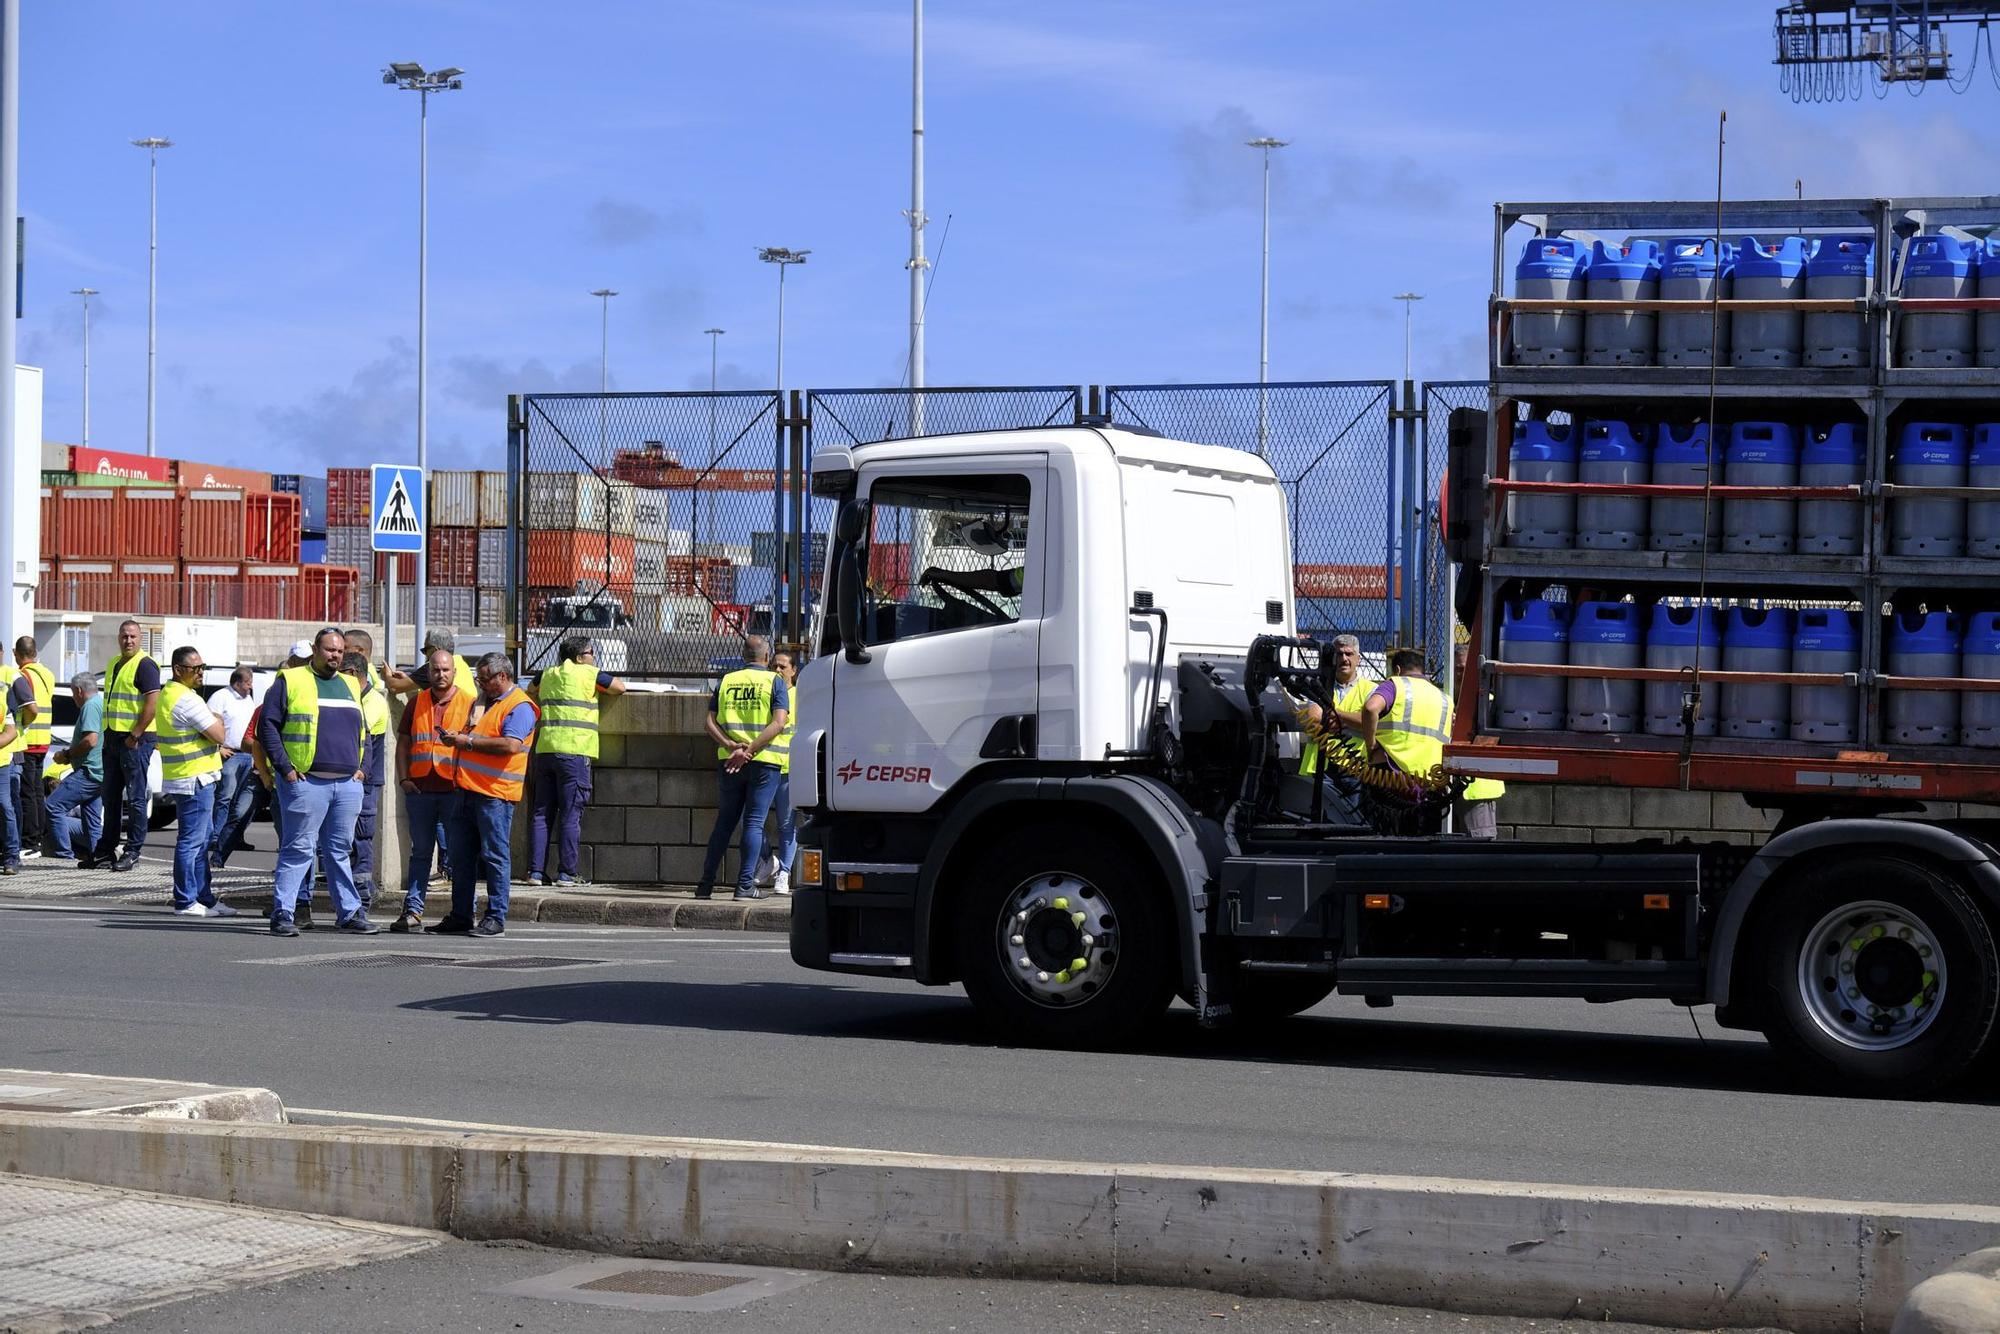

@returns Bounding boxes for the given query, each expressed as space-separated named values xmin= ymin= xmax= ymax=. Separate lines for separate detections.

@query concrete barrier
xmin=0 ymin=1069 xmax=283 ymax=1123
xmin=1 ymin=1109 xmax=1992 ymax=1331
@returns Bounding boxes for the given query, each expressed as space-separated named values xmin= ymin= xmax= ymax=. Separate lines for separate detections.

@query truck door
xmin=829 ymin=462 xmax=1046 ymax=814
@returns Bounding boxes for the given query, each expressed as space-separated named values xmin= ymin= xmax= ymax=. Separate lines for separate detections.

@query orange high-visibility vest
xmin=408 ymin=687 xmax=474 ymax=783
xmin=454 ymin=687 xmax=538 ymax=802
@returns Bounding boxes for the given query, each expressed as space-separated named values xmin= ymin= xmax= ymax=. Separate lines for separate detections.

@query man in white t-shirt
xmin=160 ymin=647 xmax=237 ymax=919
xmin=207 ymin=667 xmax=263 ymax=868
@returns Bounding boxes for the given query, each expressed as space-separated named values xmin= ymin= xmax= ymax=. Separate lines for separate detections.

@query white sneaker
xmin=172 ymin=903 xmax=210 ymax=918
xmin=20 ymin=849 xmax=41 ymax=860
xmin=753 ymin=854 xmax=777 ymax=889
xmin=205 ymin=901 xmax=240 ymax=919
xmin=771 ymin=870 xmax=790 ymax=896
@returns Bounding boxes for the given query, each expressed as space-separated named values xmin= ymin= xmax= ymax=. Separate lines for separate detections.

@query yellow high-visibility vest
xmin=536 ymin=661 xmax=602 ymax=759
xmin=275 ymin=665 xmax=362 ymax=776
xmin=156 ymin=681 xmax=222 ymax=783
xmin=1375 ymin=675 xmax=1451 ymax=780
xmin=104 ymin=653 xmax=163 ymax=736
xmin=20 ymin=662 xmax=54 ymax=749
xmin=1301 ymin=675 xmax=1378 ymax=776
xmin=714 ymin=668 xmax=784 ymax=769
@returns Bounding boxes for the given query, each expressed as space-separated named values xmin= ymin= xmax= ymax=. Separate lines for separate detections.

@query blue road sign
xmin=371 ymin=464 xmax=425 ymax=553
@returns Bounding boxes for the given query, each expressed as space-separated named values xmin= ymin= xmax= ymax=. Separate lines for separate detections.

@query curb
xmin=0 ymin=1069 xmax=284 ymax=1124
xmin=203 ymin=887 xmax=792 ymax=931
xmin=1 ymin=1109 xmax=1992 ymax=1332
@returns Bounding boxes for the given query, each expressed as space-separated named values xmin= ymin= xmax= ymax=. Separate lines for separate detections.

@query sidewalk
xmin=0 ymin=857 xmax=792 ymax=932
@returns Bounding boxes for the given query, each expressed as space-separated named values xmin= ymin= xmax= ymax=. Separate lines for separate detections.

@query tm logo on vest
xmin=837 ymin=760 xmax=931 ymax=784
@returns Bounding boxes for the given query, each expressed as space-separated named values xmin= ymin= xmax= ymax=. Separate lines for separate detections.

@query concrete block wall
xmin=1497 ymin=783 xmax=2000 ymax=845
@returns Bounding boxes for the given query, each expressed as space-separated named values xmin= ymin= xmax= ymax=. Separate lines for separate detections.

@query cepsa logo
xmin=837 ymin=759 xmax=932 ymax=784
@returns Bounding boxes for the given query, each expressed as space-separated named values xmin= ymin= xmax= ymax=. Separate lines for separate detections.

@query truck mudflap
xmin=914 ymin=774 xmax=1222 ymax=1001
xmin=1706 ymin=817 xmax=2000 ymax=1008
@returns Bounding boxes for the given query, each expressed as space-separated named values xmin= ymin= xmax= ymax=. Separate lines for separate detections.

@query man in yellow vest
xmin=0 ymin=654 xmax=25 ymax=873
xmin=753 ymin=648 xmax=799 ymax=895
xmin=694 ymin=636 xmax=789 ymax=902
xmin=92 ymin=619 xmax=163 ymax=873
xmin=1450 ymin=634 xmax=1505 ymax=839
xmin=158 ymin=645 xmax=237 ymax=918
xmin=1293 ymin=632 xmax=1378 ymax=827
xmin=429 ymin=652 xmax=539 ymax=937
xmin=257 ymin=628 xmax=374 ymax=937
xmin=1359 ymin=647 xmax=1453 ymax=799
xmin=525 ymin=636 xmax=625 ymax=887
xmin=12 ymin=636 xmax=57 ymax=859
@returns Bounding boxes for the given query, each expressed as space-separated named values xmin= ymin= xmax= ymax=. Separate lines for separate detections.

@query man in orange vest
xmin=393 ymin=645 xmax=470 ymax=933
xmin=428 ymin=652 xmax=539 ymax=938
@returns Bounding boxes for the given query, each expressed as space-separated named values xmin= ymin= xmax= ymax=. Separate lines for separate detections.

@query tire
xmin=1757 ymin=855 xmax=1999 ymax=1097
xmin=1223 ymin=972 xmax=1338 ymax=1022
xmin=954 ymin=828 xmax=1176 ymax=1048
xmin=146 ymin=796 xmax=177 ymax=832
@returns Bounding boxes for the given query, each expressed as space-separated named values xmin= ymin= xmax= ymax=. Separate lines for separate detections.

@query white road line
xmin=288 ymin=1105 xmax=854 ymax=1153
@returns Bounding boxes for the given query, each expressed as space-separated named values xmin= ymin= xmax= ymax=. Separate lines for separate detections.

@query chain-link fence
xmin=1103 ymin=381 xmax=1399 ymax=652
xmin=1422 ymin=381 xmax=1487 ymax=672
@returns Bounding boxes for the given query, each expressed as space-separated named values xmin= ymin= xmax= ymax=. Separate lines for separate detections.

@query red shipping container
xmin=53 ymin=560 xmax=119 ymax=612
xmin=118 ymin=488 xmax=184 ymax=559
xmin=114 ymin=559 xmax=180 ymax=617
xmin=1293 ymin=562 xmax=1399 ymax=599
xmin=375 ymin=551 xmax=418 ymax=583
xmin=244 ymin=492 xmax=302 ymax=564
xmin=284 ymin=564 xmax=361 ymax=623
xmin=427 ymin=526 xmax=478 ymax=587
xmin=34 ymin=559 xmax=54 ymax=605
xmin=38 ymin=487 xmax=57 ymax=559
xmin=327 ymin=467 xmax=370 ymax=526
xmin=183 ymin=562 xmax=244 ymax=617
xmin=71 ymin=445 xmax=172 ymax=484
xmin=176 ymin=460 xmax=271 ymax=492
xmin=527 ymin=531 xmax=637 ymax=591
xmin=664 ymin=554 xmax=737 ymax=599
xmin=867 ymin=540 xmax=911 ymax=593
xmin=181 ymin=487 xmax=247 ymax=560
xmin=55 ymin=487 xmax=117 ymax=558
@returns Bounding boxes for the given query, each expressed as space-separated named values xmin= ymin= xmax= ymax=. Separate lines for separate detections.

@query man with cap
xmin=91 ymin=619 xmax=162 ymax=872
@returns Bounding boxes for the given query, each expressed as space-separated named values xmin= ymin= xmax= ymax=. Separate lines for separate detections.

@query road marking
xmin=287 ymin=1105 xmax=855 ymax=1154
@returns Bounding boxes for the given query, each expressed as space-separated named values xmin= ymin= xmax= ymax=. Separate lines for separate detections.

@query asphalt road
xmin=1 ymin=899 xmax=1994 ymax=1205
xmin=98 ymin=1236 xmax=1781 ymax=1334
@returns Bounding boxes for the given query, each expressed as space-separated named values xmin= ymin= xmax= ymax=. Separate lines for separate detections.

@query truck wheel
xmin=955 ymin=830 xmax=1175 ymax=1048
xmin=1758 ymin=856 xmax=1999 ymax=1097
xmin=1224 ymin=972 xmax=1337 ymax=1021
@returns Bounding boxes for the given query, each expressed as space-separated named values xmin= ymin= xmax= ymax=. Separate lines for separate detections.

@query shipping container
xmin=245 ymin=491 xmax=302 ymax=564
xmin=177 ymin=460 xmax=271 ymax=492
xmin=34 ymin=558 xmax=55 ymax=605
xmin=527 ymin=472 xmax=614 ymax=531
xmin=604 ymin=480 xmax=640 ymax=536
xmin=478 ymin=470 xmax=510 ymax=528
xmin=427 ymin=526 xmax=478 ymax=586
xmin=476 ymin=528 xmax=507 ymax=587
xmin=1293 ymin=563 xmax=1400 ymax=600
xmin=710 ymin=602 xmax=752 ymax=635
xmin=426 ymin=585 xmax=475 ymax=628
xmin=631 ymin=486 xmax=672 ymax=533
xmin=665 ymin=554 xmax=738 ymax=601
xmin=301 ymin=565 xmax=362 ymax=623
xmin=357 ymin=583 xmax=419 ymax=626
xmin=476 ymin=588 xmax=508 ymax=627
xmin=634 ymin=539 xmax=669 ymax=586
xmin=666 ymin=594 xmax=712 ymax=631
xmin=272 ymin=474 xmax=328 ymax=533
xmin=326 ymin=467 xmax=370 ymax=527
xmin=52 ymin=560 xmax=120 ymax=613
xmin=38 ymin=487 xmax=56 ymax=559
xmin=181 ymin=487 xmax=248 ymax=561
xmin=40 ymin=470 xmax=74 ymax=487
xmin=53 ymin=471 xmax=171 ymax=489
xmin=300 ymin=535 xmax=326 ymax=565
xmin=54 ymin=488 xmax=116 ymax=559
xmin=429 ymin=471 xmax=482 ymax=528
xmin=119 ymin=488 xmax=183 ymax=559
xmin=868 ymin=540 xmax=912 ymax=592
xmin=115 ymin=560 xmax=180 ymax=617
xmin=71 ymin=445 xmax=172 ymax=484
xmin=663 ymin=527 xmax=691 ymax=556
xmin=632 ymin=593 xmax=668 ymax=633
xmin=41 ymin=441 xmax=70 ymax=471
xmin=183 ymin=562 xmax=245 ymax=617
xmin=244 ymin=565 xmax=302 ymax=621
xmin=375 ymin=551 xmax=418 ymax=584
xmin=325 ymin=525 xmax=371 ymax=569
xmin=527 ymin=530 xmax=638 ymax=590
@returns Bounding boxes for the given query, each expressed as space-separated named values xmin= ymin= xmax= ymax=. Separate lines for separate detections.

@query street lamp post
xmin=71 ymin=288 xmax=98 ymax=448
xmin=703 ymin=327 xmax=724 ymax=550
xmin=382 ymin=60 xmax=463 ymax=663
xmin=591 ymin=289 xmax=617 ymax=576
xmin=1246 ymin=136 xmax=1286 ymax=459
xmin=906 ymin=0 xmax=928 ymax=437
xmin=130 ymin=137 xmax=171 ymax=458
xmin=758 ymin=248 xmax=807 ymax=634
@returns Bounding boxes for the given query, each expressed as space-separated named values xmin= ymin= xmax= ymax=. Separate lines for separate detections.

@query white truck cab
xmin=793 ymin=426 xmax=1293 ymax=815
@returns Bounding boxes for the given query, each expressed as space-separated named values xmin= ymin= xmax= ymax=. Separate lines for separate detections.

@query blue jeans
xmin=772 ymin=772 xmax=796 ymax=872
xmin=402 ymin=787 xmax=460 ymax=914
xmin=273 ymin=775 xmax=364 ymax=923
xmin=0 ymin=761 xmax=19 ymax=867
xmin=528 ymin=753 xmax=591 ymax=880
xmin=208 ymin=753 xmax=259 ymax=864
xmin=447 ymin=793 xmax=516 ymax=923
xmin=46 ymin=770 xmax=103 ymax=858
xmin=171 ymin=781 xmax=218 ymax=910
xmin=94 ymin=733 xmax=154 ymax=861
xmin=698 ymin=761 xmax=781 ymax=894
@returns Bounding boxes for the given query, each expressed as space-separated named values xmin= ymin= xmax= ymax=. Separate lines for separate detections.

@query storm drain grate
xmin=446 ymin=955 xmax=608 ymax=971
xmin=279 ymin=952 xmax=459 ymax=969
xmin=576 ymin=1269 xmax=746 ymax=1297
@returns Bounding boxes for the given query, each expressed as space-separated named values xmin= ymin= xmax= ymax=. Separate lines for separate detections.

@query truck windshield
xmin=861 ymin=473 xmax=1031 ymax=646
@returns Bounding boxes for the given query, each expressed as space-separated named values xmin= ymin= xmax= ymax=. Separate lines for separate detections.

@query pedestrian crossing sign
xmin=371 ymin=464 xmax=426 ymax=553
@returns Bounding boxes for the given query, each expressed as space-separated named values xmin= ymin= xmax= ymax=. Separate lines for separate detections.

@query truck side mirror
xmin=835 ymin=498 xmax=872 ymax=665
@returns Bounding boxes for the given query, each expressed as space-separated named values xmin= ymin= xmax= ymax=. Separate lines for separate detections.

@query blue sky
xmin=19 ymin=1 xmax=2000 ymax=473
